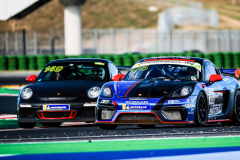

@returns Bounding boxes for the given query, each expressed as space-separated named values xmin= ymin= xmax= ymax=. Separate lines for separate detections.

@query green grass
xmin=0 ymin=88 xmax=19 ymax=94
xmin=1 ymin=136 xmax=240 ymax=155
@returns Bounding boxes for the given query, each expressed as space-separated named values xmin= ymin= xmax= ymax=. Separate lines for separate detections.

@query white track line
xmin=0 ymin=93 xmax=18 ymax=96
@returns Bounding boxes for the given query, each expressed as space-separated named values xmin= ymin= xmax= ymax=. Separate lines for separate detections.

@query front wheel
xmin=18 ymin=122 xmax=36 ymax=128
xmin=231 ymin=90 xmax=240 ymax=125
xmin=99 ymin=124 xmax=117 ymax=130
xmin=194 ymin=92 xmax=208 ymax=126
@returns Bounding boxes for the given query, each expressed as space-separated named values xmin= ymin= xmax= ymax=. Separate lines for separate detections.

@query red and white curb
xmin=0 ymin=114 xmax=17 ymax=120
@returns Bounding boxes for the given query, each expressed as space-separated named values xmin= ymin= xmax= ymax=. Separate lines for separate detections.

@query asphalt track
xmin=1 ymin=122 xmax=240 ymax=143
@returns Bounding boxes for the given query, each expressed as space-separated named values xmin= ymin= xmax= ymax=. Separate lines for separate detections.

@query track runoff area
xmin=1 ymin=85 xmax=240 ymax=159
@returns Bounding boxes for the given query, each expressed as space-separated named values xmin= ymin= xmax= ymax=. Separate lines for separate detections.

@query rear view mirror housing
xmin=112 ymin=74 xmax=125 ymax=81
xmin=209 ymin=74 xmax=223 ymax=83
xmin=26 ymin=75 xmax=37 ymax=82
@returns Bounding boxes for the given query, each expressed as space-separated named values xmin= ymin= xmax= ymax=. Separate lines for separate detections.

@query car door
xmin=204 ymin=61 xmax=226 ymax=117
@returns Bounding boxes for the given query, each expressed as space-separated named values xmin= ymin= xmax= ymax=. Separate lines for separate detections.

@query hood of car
xmin=33 ymin=81 xmax=104 ymax=97
xmin=117 ymin=79 xmax=196 ymax=98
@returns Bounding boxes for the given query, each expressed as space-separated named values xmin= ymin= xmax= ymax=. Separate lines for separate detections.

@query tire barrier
xmin=0 ymin=56 xmax=7 ymax=70
xmin=7 ymin=56 xmax=17 ymax=70
xmin=0 ymin=52 xmax=240 ymax=70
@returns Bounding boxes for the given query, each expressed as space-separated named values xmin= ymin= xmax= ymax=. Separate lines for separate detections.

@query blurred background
xmin=0 ymin=0 xmax=240 ymax=69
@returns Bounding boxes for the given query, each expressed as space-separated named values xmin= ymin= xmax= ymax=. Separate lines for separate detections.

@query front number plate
xmin=42 ymin=104 xmax=70 ymax=111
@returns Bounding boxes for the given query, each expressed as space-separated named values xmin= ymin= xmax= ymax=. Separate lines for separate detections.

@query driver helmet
xmin=91 ymin=67 xmax=105 ymax=79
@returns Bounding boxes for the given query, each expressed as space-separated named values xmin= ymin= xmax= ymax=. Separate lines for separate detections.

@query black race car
xmin=17 ymin=58 xmax=121 ymax=128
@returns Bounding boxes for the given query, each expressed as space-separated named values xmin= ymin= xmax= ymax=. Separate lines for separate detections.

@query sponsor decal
xmin=223 ymin=78 xmax=231 ymax=84
xmin=192 ymin=97 xmax=196 ymax=102
xmin=143 ymin=58 xmax=195 ymax=62
xmin=185 ymin=103 xmax=195 ymax=107
xmin=83 ymin=102 xmax=97 ymax=107
xmin=206 ymin=88 xmax=215 ymax=105
xmin=130 ymin=65 xmax=149 ymax=73
xmin=129 ymin=98 xmax=147 ymax=100
xmin=209 ymin=103 xmax=223 ymax=115
xmin=188 ymin=112 xmax=194 ymax=114
xmin=100 ymin=99 xmax=111 ymax=104
xmin=43 ymin=104 xmax=70 ymax=110
xmin=123 ymin=104 xmax=151 ymax=110
xmin=125 ymin=101 xmax=148 ymax=103
xmin=44 ymin=66 xmax=64 ymax=72
xmin=94 ymin=62 xmax=105 ymax=66
xmin=168 ymin=100 xmax=180 ymax=104
xmin=132 ymin=60 xmax=201 ymax=71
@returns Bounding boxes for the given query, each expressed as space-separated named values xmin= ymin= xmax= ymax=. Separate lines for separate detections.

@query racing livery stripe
xmin=124 ymin=79 xmax=143 ymax=97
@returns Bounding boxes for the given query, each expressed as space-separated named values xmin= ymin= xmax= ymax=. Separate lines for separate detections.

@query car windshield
xmin=124 ymin=61 xmax=202 ymax=81
xmin=37 ymin=61 xmax=107 ymax=81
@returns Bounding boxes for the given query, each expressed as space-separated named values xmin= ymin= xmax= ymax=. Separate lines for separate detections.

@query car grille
xmin=37 ymin=111 xmax=76 ymax=119
xmin=115 ymin=113 xmax=160 ymax=123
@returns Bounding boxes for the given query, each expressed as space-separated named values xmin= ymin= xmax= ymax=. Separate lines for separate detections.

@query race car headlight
xmin=100 ymin=85 xmax=113 ymax=98
xmin=21 ymin=88 xmax=33 ymax=100
xmin=171 ymin=86 xmax=192 ymax=98
xmin=88 ymin=86 xmax=101 ymax=99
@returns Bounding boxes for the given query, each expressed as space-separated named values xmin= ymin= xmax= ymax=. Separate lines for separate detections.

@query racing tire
xmin=41 ymin=122 xmax=62 ymax=127
xmin=18 ymin=122 xmax=36 ymax=128
xmin=223 ymin=90 xmax=240 ymax=125
xmin=99 ymin=124 xmax=117 ymax=130
xmin=194 ymin=92 xmax=208 ymax=127
xmin=137 ymin=125 xmax=155 ymax=128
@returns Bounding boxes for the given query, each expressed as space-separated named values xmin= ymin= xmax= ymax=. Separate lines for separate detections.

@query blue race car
xmin=96 ymin=56 xmax=240 ymax=129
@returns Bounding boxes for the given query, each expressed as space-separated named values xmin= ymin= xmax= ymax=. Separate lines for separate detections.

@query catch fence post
xmin=110 ymin=28 xmax=115 ymax=54
xmin=5 ymin=32 xmax=8 ymax=56
xmin=125 ymin=29 xmax=130 ymax=52
xmin=23 ymin=29 xmax=27 ymax=55
xmin=15 ymin=32 xmax=18 ymax=55
xmin=94 ymin=29 xmax=98 ymax=54
xmin=34 ymin=32 xmax=37 ymax=55
xmin=51 ymin=29 xmax=55 ymax=54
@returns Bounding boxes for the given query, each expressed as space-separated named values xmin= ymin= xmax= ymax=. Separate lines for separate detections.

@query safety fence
xmin=1 ymin=29 xmax=240 ymax=56
xmin=0 ymin=52 xmax=239 ymax=71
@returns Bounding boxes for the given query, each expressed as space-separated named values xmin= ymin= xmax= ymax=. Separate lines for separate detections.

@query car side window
xmin=109 ymin=63 xmax=119 ymax=78
xmin=204 ymin=62 xmax=217 ymax=81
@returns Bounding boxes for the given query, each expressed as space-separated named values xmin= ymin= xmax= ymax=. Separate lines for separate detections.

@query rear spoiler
xmin=220 ymin=69 xmax=239 ymax=78
xmin=117 ymin=66 xmax=131 ymax=71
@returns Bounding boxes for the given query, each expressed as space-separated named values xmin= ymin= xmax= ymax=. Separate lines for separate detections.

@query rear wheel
xmin=41 ymin=122 xmax=62 ymax=127
xmin=137 ymin=125 xmax=155 ymax=128
xmin=99 ymin=124 xmax=117 ymax=130
xmin=195 ymin=92 xmax=208 ymax=126
xmin=18 ymin=122 xmax=36 ymax=128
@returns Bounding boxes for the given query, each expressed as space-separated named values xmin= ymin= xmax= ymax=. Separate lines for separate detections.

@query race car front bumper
xmin=17 ymin=102 xmax=96 ymax=123
xmin=96 ymin=96 xmax=197 ymax=125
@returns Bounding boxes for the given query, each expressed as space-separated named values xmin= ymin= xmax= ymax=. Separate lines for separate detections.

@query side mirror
xmin=112 ymin=74 xmax=125 ymax=81
xmin=209 ymin=74 xmax=223 ymax=83
xmin=235 ymin=69 xmax=239 ymax=78
xmin=26 ymin=75 xmax=37 ymax=82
